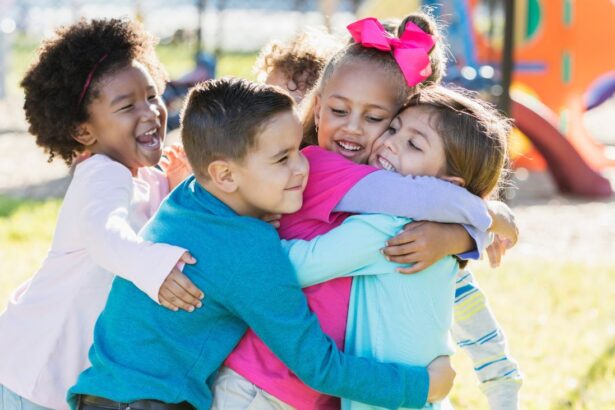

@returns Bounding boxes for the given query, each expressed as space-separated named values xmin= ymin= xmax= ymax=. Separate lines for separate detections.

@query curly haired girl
xmin=0 ymin=19 xmax=203 ymax=410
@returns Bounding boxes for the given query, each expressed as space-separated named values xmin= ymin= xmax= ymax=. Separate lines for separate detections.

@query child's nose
xmin=343 ymin=114 xmax=362 ymax=134
xmin=141 ymin=102 xmax=160 ymax=121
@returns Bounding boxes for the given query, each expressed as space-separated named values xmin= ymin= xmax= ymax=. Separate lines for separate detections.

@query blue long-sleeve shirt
xmin=68 ymin=177 xmax=430 ymax=410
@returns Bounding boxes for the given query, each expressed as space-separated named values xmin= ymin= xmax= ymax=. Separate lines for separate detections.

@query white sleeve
xmin=77 ymin=158 xmax=186 ymax=303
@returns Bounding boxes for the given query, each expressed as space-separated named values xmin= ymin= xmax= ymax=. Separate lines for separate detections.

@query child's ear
xmin=313 ymin=94 xmax=322 ymax=129
xmin=207 ymin=160 xmax=237 ymax=193
xmin=441 ymin=175 xmax=466 ymax=187
xmin=73 ymin=124 xmax=97 ymax=147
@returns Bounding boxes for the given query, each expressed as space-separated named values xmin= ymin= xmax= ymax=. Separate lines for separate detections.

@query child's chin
xmin=278 ymin=201 xmax=303 ymax=215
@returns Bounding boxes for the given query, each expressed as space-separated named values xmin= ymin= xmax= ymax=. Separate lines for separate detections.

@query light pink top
xmin=225 ymin=146 xmax=376 ymax=410
xmin=0 ymin=155 xmax=186 ymax=409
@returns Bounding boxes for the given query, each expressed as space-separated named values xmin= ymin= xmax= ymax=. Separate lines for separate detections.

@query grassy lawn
xmin=1 ymin=195 xmax=614 ymax=409
xmin=6 ymin=35 xmax=257 ymax=96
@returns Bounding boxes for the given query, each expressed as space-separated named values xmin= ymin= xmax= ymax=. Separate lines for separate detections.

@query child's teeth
xmin=379 ymin=156 xmax=394 ymax=171
xmin=339 ymin=141 xmax=361 ymax=151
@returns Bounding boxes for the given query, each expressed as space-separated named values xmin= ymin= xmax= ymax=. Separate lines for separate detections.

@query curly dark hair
xmin=21 ymin=18 xmax=168 ymax=165
xmin=254 ymin=30 xmax=342 ymax=95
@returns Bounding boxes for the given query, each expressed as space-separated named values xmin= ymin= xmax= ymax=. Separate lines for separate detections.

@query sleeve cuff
xmin=135 ymin=244 xmax=187 ymax=304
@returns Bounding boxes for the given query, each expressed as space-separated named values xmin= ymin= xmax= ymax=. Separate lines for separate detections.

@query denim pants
xmin=0 ymin=385 xmax=53 ymax=410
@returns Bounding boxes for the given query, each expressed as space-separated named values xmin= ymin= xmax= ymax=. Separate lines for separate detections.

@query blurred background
xmin=0 ymin=0 xmax=614 ymax=408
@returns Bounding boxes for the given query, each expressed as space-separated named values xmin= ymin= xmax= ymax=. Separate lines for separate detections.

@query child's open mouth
xmin=335 ymin=140 xmax=364 ymax=158
xmin=136 ymin=128 xmax=161 ymax=151
xmin=376 ymin=155 xmax=396 ymax=172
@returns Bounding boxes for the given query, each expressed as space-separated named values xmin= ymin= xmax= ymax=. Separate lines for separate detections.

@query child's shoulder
xmin=73 ymin=154 xmax=131 ymax=181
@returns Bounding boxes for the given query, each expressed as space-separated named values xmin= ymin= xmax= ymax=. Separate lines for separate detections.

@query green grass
xmin=1 ymin=195 xmax=614 ymax=408
xmin=5 ymin=35 xmax=257 ymax=97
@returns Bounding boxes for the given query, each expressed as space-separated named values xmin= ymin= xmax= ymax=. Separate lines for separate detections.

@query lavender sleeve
xmin=334 ymin=170 xmax=492 ymax=260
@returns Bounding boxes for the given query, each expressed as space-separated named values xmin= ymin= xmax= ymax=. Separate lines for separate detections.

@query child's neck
xmin=198 ymin=178 xmax=264 ymax=219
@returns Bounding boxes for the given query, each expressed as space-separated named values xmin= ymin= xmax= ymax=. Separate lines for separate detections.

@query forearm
xmin=281 ymin=215 xmax=405 ymax=287
xmin=335 ymin=171 xmax=491 ymax=230
xmin=452 ymin=270 xmax=522 ymax=407
xmin=81 ymin=206 xmax=185 ymax=302
xmin=230 ymin=253 xmax=429 ymax=408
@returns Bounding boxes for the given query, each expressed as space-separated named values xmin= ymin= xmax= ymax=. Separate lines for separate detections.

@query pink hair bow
xmin=347 ymin=17 xmax=435 ymax=87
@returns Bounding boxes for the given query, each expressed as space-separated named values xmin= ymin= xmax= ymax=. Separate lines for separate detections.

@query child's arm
xmin=452 ymin=270 xmax=522 ymax=410
xmin=281 ymin=214 xmax=406 ymax=287
xmin=335 ymin=170 xmax=494 ymax=265
xmin=335 ymin=170 xmax=492 ymax=230
xmin=219 ymin=227 xmax=453 ymax=407
xmin=78 ymin=158 xmax=202 ymax=310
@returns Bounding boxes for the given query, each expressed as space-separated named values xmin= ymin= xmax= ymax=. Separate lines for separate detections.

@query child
xmin=68 ymin=77 xmax=456 ymax=410
xmin=219 ymin=14 xmax=519 ymax=410
xmin=254 ymin=28 xmax=343 ymax=103
xmin=0 ymin=19 xmax=204 ymax=410
xmin=282 ymin=85 xmax=520 ymax=410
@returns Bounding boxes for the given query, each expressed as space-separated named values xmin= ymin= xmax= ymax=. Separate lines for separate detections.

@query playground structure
xmin=419 ymin=0 xmax=615 ymax=197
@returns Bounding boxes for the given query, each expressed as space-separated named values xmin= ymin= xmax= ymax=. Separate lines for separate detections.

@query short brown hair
xmin=407 ymin=86 xmax=511 ymax=199
xmin=181 ymin=77 xmax=295 ymax=180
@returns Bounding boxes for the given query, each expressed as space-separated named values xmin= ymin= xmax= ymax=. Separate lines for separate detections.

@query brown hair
xmin=21 ymin=18 xmax=167 ymax=165
xmin=407 ymin=86 xmax=511 ymax=199
xmin=181 ymin=77 xmax=295 ymax=180
xmin=300 ymin=11 xmax=446 ymax=147
xmin=254 ymin=29 xmax=343 ymax=96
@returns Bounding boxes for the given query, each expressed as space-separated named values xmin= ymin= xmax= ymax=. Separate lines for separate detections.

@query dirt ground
xmin=1 ymin=98 xmax=614 ymax=265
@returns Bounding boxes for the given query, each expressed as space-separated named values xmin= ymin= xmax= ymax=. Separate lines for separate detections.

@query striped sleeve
xmin=451 ymin=270 xmax=523 ymax=410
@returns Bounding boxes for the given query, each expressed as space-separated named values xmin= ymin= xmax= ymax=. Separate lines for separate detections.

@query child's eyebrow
xmin=110 ymin=93 xmax=134 ymax=106
xmin=270 ymin=148 xmax=290 ymax=160
xmin=330 ymin=94 xmax=391 ymax=112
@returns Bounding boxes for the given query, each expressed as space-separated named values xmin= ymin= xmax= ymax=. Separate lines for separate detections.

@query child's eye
xmin=147 ymin=95 xmax=158 ymax=101
xmin=387 ymin=126 xmax=398 ymax=135
xmin=367 ymin=116 xmax=384 ymax=123
xmin=331 ymin=108 xmax=347 ymax=116
xmin=119 ymin=104 xmax=134 ymax=111
xmin=408 ymin=139 xmax=421 ymax=151
xmin=276 ymin=156 xmax=289 ymax=164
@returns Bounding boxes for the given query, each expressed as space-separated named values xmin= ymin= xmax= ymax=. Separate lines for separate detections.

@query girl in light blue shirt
xmin=283 ymin=86 xmax=519 ymax=410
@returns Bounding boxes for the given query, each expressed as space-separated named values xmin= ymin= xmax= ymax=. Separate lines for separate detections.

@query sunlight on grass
xmin=8 ymin=35 xmax=257 ymax=97
xmin=1 ymin=197 xmax=614 ymax=408
xmin=449 ymin=259 xmax=615 ymax=409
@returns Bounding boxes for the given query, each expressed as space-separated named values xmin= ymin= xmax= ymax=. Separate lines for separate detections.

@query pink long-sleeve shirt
xmin=0 ymin=154 xmax=186 ymax=409
xmin=225 ymin=146 xmax=377 ymax=409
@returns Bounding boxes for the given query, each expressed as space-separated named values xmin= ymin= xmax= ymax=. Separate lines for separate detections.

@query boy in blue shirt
xmin=68 ymin=78 xmax=454 ymax=410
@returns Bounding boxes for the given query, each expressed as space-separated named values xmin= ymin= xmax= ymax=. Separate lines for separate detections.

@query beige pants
xmin=211 ymin=366 xmax=296 ymax=410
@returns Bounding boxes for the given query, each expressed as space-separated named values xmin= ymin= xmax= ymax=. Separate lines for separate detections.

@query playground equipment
xmin=425 ymin=0 xmax=614 ymax=197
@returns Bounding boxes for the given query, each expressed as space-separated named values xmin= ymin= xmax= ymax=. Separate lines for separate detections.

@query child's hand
xmin=158 ymin=252 xmax=204 ymax=312
xmin=261 ymin=213 xmax=282 ymax=229
xmin=426 ymin=355 xmax=456 ymax=403
xmin=383 ymin=222 xmax=471 ymax=274
xmin=160 ymin=144 xmax=193 ymax=191
xmin=486 ymin=201 xmax=518 ymax=267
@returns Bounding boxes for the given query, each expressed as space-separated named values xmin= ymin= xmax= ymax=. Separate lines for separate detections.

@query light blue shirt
xmin=283 ymin=214 xmax=458 ymax=410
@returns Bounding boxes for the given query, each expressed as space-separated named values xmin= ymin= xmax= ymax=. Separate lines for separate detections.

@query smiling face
xmin=314 ymin=61 xmax=400 ymax=164
xmin=80 ymin=60 xmax=167 ymax=175
xmin=230 ymin=110 xmax=309 ymax=217
xmin=369 ymin=105 xmax=447 ymax=177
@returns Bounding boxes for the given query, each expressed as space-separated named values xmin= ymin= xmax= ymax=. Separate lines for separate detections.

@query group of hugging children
xmin=0 ymin=11 xmax=523 ymax=410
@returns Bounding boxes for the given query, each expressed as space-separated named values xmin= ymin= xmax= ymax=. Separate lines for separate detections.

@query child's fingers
xmin=158 ymin=156 xmax=170 ymax=171
xmin=159 ymin=294 xmax=179 ymax=312
xmin=179 ymin=251 xmax=197 ymax=265
xmin=382 ymin=241 xmax=419 ymax=258
xmin=486 ymin=243 xmax=502 ymax=268
xmin=160 ymin=281 xmax=199 ymax=312
xmin=171 ymin=268 xmax=204 ymax=300
xmin=386 ymin=228 xmax=419 ymax=247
